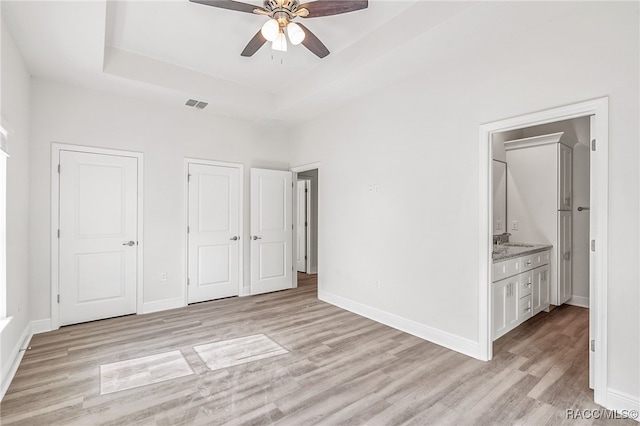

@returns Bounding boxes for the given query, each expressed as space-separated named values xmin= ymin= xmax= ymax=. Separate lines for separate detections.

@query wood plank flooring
xmin=1 ymin=274 xmax=631 ymax=425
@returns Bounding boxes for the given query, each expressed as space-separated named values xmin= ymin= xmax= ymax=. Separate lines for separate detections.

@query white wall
xmin=28 ymin=79 xmax=290 ymax=318
xmin=288 ymin=1 xmax=639 ymax=403
xmin=0 ymin=20 xmax=32 ymax=394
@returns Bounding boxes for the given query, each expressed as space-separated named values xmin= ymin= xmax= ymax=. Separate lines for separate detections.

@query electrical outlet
xmin=511 ymin=220 xmax=519 ymax=230
xmin=496 ymin=219 xmax=502 ymax=230
xmin=376 ymin=280 xmax=381 ymax=289
xmin=160 ymin=272 xmax=167 ymax=282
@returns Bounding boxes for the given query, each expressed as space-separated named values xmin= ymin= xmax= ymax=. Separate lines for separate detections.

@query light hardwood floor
xmin=1 ymin=274 xmax=632 ymax=425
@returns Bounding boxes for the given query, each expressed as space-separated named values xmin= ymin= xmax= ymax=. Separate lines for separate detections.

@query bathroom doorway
xmin=478 ymin=97 xmax=609 ymax=406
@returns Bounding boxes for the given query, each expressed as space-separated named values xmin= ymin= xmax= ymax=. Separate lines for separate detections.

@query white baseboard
xmin=310 ymin=266 xmax=318 ymax=274
xmin=142 ymin=297 xmax=185 ymax=314
xmin=567 ymin=295 xmax=589 ymax=308
xmin=1 ymin=321 xmax=32 ymax=401
xmin=31 ymin=318 xmax=53 ymax=334
xmin=318 ymin=289 xmax=479 ymax=359
xmin=607 ymin=389 xmax=640 ymax=421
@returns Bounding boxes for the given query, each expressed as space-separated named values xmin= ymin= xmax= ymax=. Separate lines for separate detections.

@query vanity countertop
xmin=492 ymin=243 xmax=553 ymax=262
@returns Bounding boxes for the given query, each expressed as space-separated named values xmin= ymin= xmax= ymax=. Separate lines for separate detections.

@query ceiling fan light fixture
xmin=286 ymin=22 xmax=305 ymax=45
xmin=261 ymin=19 xmax=279 ymax=42
xmin=272 ymin=30 xmax=288 ymax=52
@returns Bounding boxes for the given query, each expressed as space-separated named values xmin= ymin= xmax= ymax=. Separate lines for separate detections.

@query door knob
xmin=122 ymin=241 xmax=135 ymax=246
xmin=252 ymin=236 xmax=262 ymax=240
xmin=230 ymin=236 xmax=239 ymax=241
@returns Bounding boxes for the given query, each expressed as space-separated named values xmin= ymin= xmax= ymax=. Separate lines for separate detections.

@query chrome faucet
xmin=494 ymin=232 xmax=511 ymax=245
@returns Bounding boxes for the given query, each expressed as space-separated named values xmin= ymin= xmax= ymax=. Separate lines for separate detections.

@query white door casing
xmin=479 ymin=97 xmax=608 ymax=407
xmin=296 ymin=179 xmax=308 ymax=272
xmin=250 ymin=168 xmax=293 ymax=295
xmin=58 ymin=150 xmax=138 ymax=326
xmin=187 ymin=163 xmax=241 ymax=303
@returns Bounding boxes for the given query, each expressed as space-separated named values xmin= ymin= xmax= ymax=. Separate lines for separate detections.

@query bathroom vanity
xmin=492 ymin=243 xmax=552 ymax=340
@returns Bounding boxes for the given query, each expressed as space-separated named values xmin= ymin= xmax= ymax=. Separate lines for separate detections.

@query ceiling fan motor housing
xmin=264 ymin=0 xmax=298 ymax=15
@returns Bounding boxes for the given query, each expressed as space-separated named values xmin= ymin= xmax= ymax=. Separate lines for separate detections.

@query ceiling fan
xmin=189 ymin=0 xmax=369 ymax=58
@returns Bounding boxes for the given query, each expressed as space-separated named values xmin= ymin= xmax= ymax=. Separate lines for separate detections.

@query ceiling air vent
xmin=185 ymin=99 xmax=208 ymax=109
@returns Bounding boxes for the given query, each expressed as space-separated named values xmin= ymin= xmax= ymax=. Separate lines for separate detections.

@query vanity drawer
xmin=524 ymin=250 xmax=551 ymax=270
xmin=520 ymin=255 xmax=537 ymax=272
xmin=537 ymin=250 xmax=550 ymax=266
xmin=493 ymin=258 xmax=520 ymax=281
xmin=519 ymin=294 xmax=533 ymax=320
xmin=519 ymin=271 xmax=532 ymax=298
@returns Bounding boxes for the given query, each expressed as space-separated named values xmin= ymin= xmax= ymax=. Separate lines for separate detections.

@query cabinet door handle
xmin=564 ymin=251 xmax=571 ymax=261
xmin=525 ymin=261 xmax=532 ymax=266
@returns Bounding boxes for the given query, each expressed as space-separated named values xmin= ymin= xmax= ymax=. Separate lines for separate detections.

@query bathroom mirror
xmin=492 ymin=160 xmax=507 ymax=235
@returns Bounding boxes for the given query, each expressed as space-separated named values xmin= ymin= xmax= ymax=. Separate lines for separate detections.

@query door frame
xmin=184 ymin=158 xmax=244 ymax=302
xmin=51 ymin=143 xmax=144 ymax=330
xmin=478 ymin=97 xmax=608 ymax=406
xmin=291 ymin=162 xmax=321 ymax=289
xmin=296 ymin=177 xmax=312 ymax=274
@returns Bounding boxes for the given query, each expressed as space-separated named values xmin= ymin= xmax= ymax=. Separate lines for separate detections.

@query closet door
xmin=187 ymin=163 xmax=241 ymax=303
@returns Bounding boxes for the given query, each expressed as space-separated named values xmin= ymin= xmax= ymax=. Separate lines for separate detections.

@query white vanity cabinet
xmin=492 ymin=249 xmax=550 ymax=340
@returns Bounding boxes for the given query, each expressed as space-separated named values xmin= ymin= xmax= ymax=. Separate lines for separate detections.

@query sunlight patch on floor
xmin=194 ymin=334 xmax=288 ymax=371
xmin=100 ymin=350 xmax=194 ymax=395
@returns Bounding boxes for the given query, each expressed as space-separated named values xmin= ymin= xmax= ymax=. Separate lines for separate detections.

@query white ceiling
xmin=1 ymin=0 xmax=475 ymax=125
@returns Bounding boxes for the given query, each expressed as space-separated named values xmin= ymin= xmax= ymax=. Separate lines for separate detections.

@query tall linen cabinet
xmin=505 ymin=132 xmax=573 ymax=306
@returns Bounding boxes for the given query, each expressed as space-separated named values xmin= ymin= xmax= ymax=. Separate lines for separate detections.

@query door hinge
xmin=591 ymin=339 xmax=595 ymax=352
xmin=305 ymin=255 xmax=307 ymax=260
xmin=187 ymin=278 xmax=190 ymax=286
xmin=591 ymin=240 xmax=596 ymax=252
xmin=57 ymin=229 xmax=60 ymax=238
xmin=187 ymin=226 xmax=190 ymax=234
xmin=305 ymin=188 xmax=308 ymax=193
xmin=57 ymin=164 xmax=61 ymax=173
xmin=305 ymin=221 xmax=308 ymax=227
xmin=188 ymin=174 xmax=191 ymax=182
xmin=57 ymin=294 xmax=60 ymax=304
xmin=591 ymin=139 xmax=596 ymax=151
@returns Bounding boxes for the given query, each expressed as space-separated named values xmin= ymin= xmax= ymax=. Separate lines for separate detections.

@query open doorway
xmin=296 ymin=168 xmax=318 ymax=275
xmin=291 ymin=164 xmax=320 ymax=294
xmin=479 ymin=97 xmax=609 ymax=406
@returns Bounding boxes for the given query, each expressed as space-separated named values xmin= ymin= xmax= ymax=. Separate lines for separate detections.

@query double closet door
xmin=187 ymin=164 xmax=293 ymax=303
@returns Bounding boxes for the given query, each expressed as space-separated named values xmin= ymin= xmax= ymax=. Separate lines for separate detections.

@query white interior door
xmin=296 ymin=180 xmax=307 ymax=272
xmin=188 ymin=163 xmax=240 ymax=303
xmin=59 ymin=150 xmax=138 ymax=326
xmin=250 ymin=168 xmax=293 ymax=295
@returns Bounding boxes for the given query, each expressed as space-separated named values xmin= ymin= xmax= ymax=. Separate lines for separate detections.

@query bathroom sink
xmin=502 ymin=243 xmax=536 ymax=248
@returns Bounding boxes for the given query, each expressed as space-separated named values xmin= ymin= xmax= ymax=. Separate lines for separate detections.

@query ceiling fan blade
xmin=189 ymin=0 xmax=263 ymax=14
xmin=297 ymin=23 xmax=329 ymax=58
xmin=241 ymin=30 xmax=267 ymax=57
xmin=298 ymin=0 xmax=368 ymax=18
